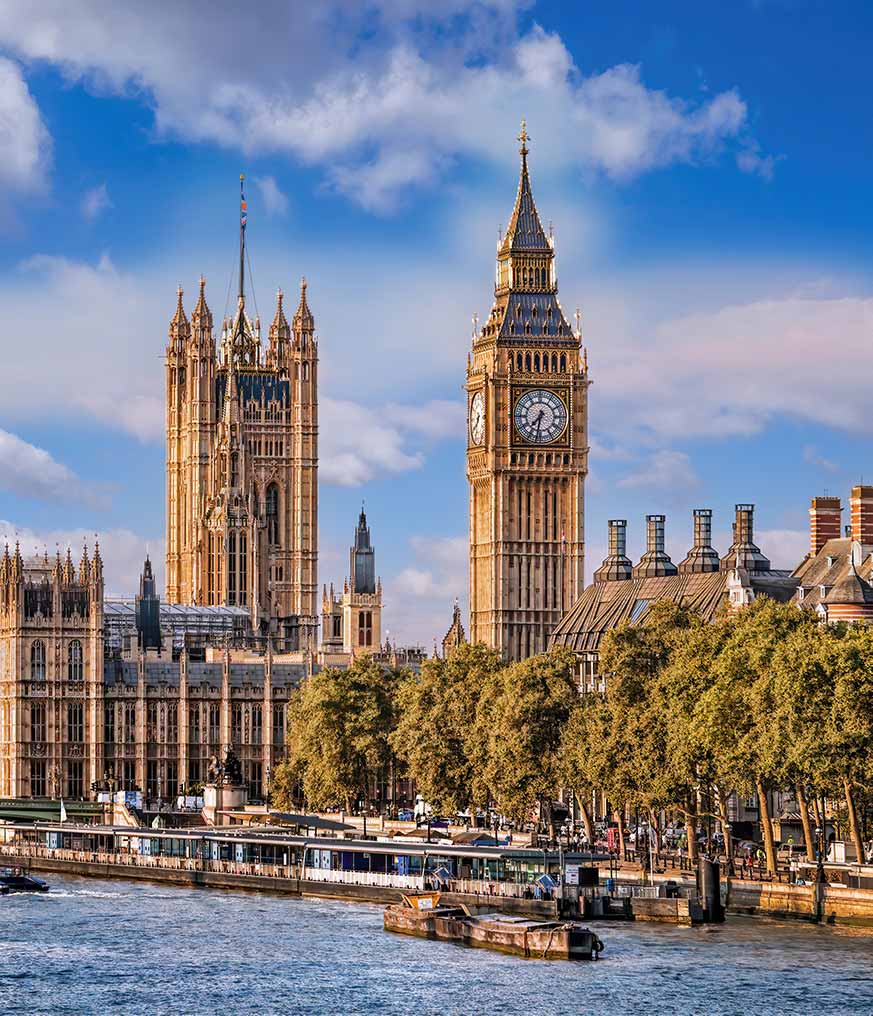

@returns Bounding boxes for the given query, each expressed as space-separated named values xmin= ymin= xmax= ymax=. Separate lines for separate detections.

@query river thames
xmin=2 ymin=875 xmax=872 ymax=1015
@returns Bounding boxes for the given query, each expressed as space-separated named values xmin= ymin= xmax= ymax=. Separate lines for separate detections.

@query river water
xmin=2 ymin=875 xmax=872 ymax=1015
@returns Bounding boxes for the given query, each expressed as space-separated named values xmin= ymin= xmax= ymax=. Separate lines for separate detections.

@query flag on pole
xmin=60 ymin=798 xmax=68 ymax=823
xmin=240 ymin=173 xmax=247 ymax=229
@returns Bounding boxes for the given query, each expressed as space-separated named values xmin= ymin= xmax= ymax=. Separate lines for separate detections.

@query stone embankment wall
xmin=727 ymin=879 xmax=873 ymax=925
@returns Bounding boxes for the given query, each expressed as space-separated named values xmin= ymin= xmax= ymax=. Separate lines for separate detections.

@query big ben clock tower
xmin=466 ymin=123 xmax=589 ymax=661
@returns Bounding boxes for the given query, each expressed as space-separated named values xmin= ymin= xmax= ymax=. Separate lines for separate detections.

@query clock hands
xmin=534 ymin=408 xmax=544 ymax=443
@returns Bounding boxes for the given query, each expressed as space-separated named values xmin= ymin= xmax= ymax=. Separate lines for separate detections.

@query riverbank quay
xmin=4 ymin=820 xmax=873 ymax=929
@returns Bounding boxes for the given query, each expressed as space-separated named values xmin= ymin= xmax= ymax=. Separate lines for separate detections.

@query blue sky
xmin=0 ymin=1 xmax=871 ymax=644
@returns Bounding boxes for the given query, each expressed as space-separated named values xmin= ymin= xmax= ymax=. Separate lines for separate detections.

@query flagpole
xmin=239 ymin=173 xmax=246 ymax=302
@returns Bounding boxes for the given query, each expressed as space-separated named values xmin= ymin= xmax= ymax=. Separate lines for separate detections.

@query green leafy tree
xmin=272 ymin=656 xmax=405 ymax=815
xmin=594 ymin=601 xmax=698 ymax=857
xmin=826 ymin=624 xmax=873 ymax=862
xmin=390 ymin=643 xmax=504 ymax=815
xmin=478 ymin=647 xmax=579 ymax=836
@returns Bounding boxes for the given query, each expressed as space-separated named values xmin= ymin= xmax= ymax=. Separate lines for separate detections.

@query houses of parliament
xmin=0 ymin=131 xmax=590 ymax=801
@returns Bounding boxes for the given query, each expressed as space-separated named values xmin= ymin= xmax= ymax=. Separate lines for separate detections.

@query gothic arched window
xmin=230 ymin=453 xmax=239 ymax=488
xmin=551 ymin=353 xmax=558 ymax=372
xmin=517 ymin=353 xmax=523 ymax=370
xmin=533 ymin=353 xmax=540 ymax=371
xmin=525 ymin=353 xmax=531 ymax=371
xmin=68 ymin=640 xmax=83 ymax=681
xmin=31 ymin=640 xmax=46 ymax=680
xmin=560 ymin=354 xmax=567 ymax=372
xmin=266 ymin=484 xmax=279 ymax=547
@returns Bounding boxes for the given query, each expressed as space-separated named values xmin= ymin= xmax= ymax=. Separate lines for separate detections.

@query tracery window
xmin=266 ymin=485 xmax=279 ymax=547
xmin=31 ymin=640 xmax=46 ymax=680
xmin=68 ymin=640 xmax=83 ymax=681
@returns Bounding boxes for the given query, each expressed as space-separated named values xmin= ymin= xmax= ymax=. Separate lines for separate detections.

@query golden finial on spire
xmin=518 ymin=119 xmax=529 ymax=157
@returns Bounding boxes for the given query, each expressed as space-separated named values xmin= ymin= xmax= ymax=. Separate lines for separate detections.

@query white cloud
xmin=253 ymin=175 xmax=288 ymax=216
xmin=757 ymin=528 xmax=808 ymax=570
xmin=617 ymin=449 xmax=698 ymax=491
xmin=0 ymin=254 xmax=165 ymax=440
xmin=0 ymin=428 xmax=106 ymax=507
xmin=803 ymin=444 xmax=840 ymax=474
xmin=592 ymin=289 xmax=873 ymax=443
xmin=0 ymin=518 xmax=162 ymax=597
xmin=0 ymin=6 xmax=763 ymax=210
xmin=320 ymin=397 xmax=460 ymax=486
xmin=0 ymin=56 xmax=51 ymax=194
xmin=385 ymin=534 xmax=467 ymax=645
xmin=81 ymin=182 xmax=112 ymax=220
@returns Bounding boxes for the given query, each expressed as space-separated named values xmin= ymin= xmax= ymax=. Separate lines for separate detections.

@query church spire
xmin=499 ymin=120 xmax=551 ymax=256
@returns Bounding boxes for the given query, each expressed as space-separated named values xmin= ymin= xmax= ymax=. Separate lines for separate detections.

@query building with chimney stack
xmin=792 ymin=486 xmax=873 ymax=621
xmin=550 ymin=504 xmax=799 ymax=692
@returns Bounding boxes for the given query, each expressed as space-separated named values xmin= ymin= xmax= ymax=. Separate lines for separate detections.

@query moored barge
xmin=384 ymin=893 xmax=604 ymax=960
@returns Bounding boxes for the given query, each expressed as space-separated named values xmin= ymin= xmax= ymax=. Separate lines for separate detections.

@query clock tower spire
xmin=466 ymin=123 xmax=589 ymax=660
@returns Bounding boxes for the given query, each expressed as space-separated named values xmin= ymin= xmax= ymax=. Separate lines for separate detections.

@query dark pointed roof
xmin=499 ymin=121 xmax=551 ymax=254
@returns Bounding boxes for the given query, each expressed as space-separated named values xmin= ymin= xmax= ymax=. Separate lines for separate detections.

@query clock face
xmin=470 ymin=391 xmax=485 ymax=445
xmin=514 ymin=389 xmax=568 ymax=444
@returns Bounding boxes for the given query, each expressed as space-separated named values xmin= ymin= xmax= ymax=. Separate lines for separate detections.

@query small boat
xmin=384 ymin=893 xmax=604 ymax=961
xmin=0 ymin=865 xmax=50 ymax=893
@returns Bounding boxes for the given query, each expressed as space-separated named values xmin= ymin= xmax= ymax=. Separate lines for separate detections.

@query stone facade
xmin=321 ymin=509 xmax=383 ymax=658
xmin=165 ymin=271 xmax=318 ymax=650
xmin=0 ymin=546 xmax=305 ymax=801
xmin=466 ymin=124 xmax=589 ymax=661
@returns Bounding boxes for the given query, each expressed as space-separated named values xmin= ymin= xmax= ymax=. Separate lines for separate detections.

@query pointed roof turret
xmin=168 ymin=286 xmax=190 ymax=350
xmin=79 ymin=542 xmax=90 ymax=584
xmin=271 ymin=288 xmax=291 ymax=338
xmin=191 ymin=275 xmax=212 ymax=328
xmin=499 ymin=120 xmax=551 ymax=255
xmin=92 ymin=539 xmax=103 ymax=582
xmin=293 ymin=276 xmax=314 ymax=334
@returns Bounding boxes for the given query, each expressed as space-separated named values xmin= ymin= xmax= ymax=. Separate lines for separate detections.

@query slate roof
xmin=215 ymin=371 xmax=290 ymax=412
xmin=550 ymin=568 xmax=798 ymax=655
xmin=792 ymin=537 xmax=873 ymax=607
xmin=498 ymin=292 xmax=574 ymax=341
xmin=499 ymin=151 xmax=551 ymax=253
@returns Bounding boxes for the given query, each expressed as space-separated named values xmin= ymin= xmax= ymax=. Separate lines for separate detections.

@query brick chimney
xmin=593 ymin=520 xmax=633 ymax=582
xmin=809 ymin=496 xmax=842 ymax=556
xmin=633 ymin=514 xmax=678 ymax=579
xmin=678 ymin=508 xmax=720 ymax=574
xmin=849 ymin=485 xmax=873 ymax=544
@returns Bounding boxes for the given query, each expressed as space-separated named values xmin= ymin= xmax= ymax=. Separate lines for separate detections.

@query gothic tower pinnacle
xmin=466 ymin=122 xmax=589 ymax=660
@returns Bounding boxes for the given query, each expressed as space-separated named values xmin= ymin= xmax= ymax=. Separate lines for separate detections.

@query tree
xmin=594 ymin=601 xmax=699 ymax=859
xmin=478 ymin=647 xmax=579 ymax=836
xmin=272 ymin=656 xmax=405 ymax=816
xmin=826 ymin=624 xmax=873 ymax=863
xmin=697 ymin=598 xmax=818 ymax=874
xmin=390 ymin=643 xmax=503 ymax=816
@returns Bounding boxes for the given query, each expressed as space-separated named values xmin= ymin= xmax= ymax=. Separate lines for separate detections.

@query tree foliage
xmin=272 ymin=656 xmax=405 ymax=812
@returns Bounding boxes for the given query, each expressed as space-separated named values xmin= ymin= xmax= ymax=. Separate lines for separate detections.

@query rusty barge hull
xmin=384 ymin=905 xmax=602 ymax=960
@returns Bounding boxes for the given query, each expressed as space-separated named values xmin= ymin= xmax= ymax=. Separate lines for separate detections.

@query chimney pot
xmin=809 ymin=495 xmax=842 ymax=557
xmin=633 ymin=514 xmax=677 ymax=579
xmin=850 ymin=485 xmax=873 ymax=545
xmin=679 ymin=508 xmax=719 ymax=574
xmin=594 ymin=519 xmax=632 ymax=582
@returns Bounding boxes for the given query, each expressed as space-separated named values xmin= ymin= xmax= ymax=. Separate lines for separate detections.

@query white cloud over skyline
xmin=0 ymin=4 xmax=765 ymax=211
xmin=0 ymin=518 xmax=163 ymax=597
xmin=0 ymin=428 xmax=106 ymax=507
